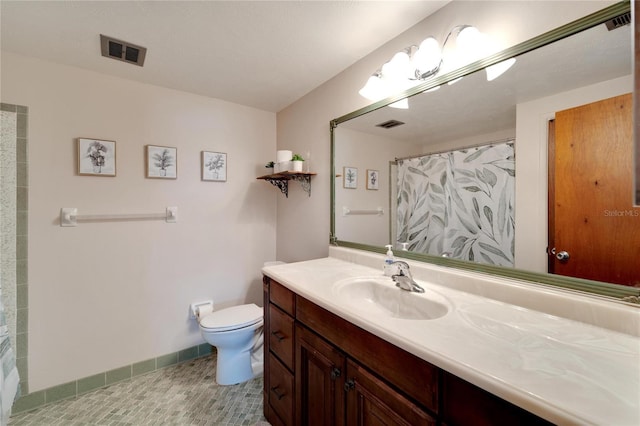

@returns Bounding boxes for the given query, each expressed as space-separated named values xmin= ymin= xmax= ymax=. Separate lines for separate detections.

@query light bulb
xmin=389 ymin=98 xmax=409 ymax=109
xmin=486 ymin=58 xmax=516 ymax=81
xmin=456 ymin=26 xmax=481 ymax=51
xmin=358 ymin=75 xmax=386 ymax=101
xmin=412 ymin=37 xmax=441 ymax=79
xmin=382 ymin=51 xmax=411 ymax=81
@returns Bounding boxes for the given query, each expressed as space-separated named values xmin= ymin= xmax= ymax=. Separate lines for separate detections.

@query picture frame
xmin=202 ymin=151 xmax=227 ymax=182
xmin=366 ymin=169 xmax=379 ymax=190
xmin=77 ymin=138 xmax=116 ymax=176
xmin=343 ymin=166 xmax=358 ymax=189
xmin=146 ymin=145 xmax=177 ymax=179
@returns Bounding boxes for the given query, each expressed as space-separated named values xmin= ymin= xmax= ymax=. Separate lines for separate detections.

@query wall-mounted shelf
xmin=257 ymin=171 xmax=316 ymax=197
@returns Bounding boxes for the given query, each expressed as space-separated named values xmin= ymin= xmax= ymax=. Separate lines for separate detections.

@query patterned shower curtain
xmin=396 ymin=141 xmax=515 ymax=266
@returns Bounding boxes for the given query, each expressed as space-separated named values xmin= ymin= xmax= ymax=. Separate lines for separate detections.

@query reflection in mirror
xmin=333 ymin=3 xmax=640 ymax=298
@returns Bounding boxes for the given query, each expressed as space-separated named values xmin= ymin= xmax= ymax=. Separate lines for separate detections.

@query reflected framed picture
xmin=343 ymin=166 xmax=357 ymax=189
xmin=366 ymin=169 xmax=379 ymax=190
xmin=202 ymin=151 xmax=227 ymax=182
xmin=77 ymin=138 xmax=116 ymax=176
xmin=146 ymin=145 xmax=177 ymax=179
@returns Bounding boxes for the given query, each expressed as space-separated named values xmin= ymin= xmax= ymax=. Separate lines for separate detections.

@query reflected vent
xmin=376 ymin=119 xmax=405 ymax=129
xmin=605 ymin=12 xmax=631 ymax=31
xmin=100 ymin=35 xmax=147 ymax=67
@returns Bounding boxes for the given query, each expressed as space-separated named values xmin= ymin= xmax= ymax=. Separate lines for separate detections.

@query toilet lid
xmin=200 ymin=303 xmax=263 ymax=332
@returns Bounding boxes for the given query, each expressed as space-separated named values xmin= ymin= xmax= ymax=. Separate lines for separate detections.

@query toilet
xmin=198 ymin=303 xmax=264 ymax=385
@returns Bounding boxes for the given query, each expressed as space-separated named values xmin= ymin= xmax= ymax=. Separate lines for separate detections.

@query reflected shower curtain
xmin=396 ymin=142 xmax=515 ymax=266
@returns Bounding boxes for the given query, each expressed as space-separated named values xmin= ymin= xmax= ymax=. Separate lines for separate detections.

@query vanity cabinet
xmin=264 ymin=277 xmax=296 ymax=426
xmin=263 ymin=276 xmax=551 ymax=426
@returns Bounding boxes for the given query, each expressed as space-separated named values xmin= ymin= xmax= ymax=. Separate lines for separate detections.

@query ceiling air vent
xmin=376 ymin=119 xmax=405 ymax=129
xmin=605 ymin=12 xmax=631 ymax=31
xmin=100 ymin=34 xmax=147 ymax=67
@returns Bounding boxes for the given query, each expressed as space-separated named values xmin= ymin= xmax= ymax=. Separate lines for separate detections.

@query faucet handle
xmin=391 ymin=260 xmax=410 ymax=276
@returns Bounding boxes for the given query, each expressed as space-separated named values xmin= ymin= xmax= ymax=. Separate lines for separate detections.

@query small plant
xmin=291 ymin=154 xmax=304 ymax=161
xmin=265 ymin=161 xmax=275 ymax=168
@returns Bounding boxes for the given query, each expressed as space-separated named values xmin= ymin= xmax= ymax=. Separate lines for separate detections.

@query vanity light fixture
xmin=359 ymin=25 xmax=516 ymax=106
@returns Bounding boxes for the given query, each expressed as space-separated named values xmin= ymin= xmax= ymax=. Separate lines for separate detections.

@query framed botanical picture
xmin=366 ymin=169 xmax=379 ymax=190
xmin=343 ymin=166 xmax=358 ymax=189
xmin=78 ymin=138 xmax=116 ymax=176
xmin=202 ymin=151 xmax=227 ymax=182
xmin=146 ymin=145 xmax=177 ymax=179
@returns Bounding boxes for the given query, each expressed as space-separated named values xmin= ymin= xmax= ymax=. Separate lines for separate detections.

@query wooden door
xmin=551 ymin=93 xmax=640 ymax=286
xmin=345 ymin=359 xmax=435 ymax=426
xmin=295 ymin=324 xmax=345 ymax=426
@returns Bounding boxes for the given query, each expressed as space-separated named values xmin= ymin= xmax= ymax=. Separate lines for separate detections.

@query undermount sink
xmin=332 ymin=276 xmax=449 ymax=320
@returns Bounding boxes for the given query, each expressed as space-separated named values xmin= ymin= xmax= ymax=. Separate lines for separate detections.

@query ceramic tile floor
xmin=9 ymin=354 xmax=270 ymax=425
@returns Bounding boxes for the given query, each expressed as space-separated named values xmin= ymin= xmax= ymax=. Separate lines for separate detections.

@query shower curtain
xmin=0 ymin=301 xmax=19 ymax=425
xmin=396 ymin=141 xmax=515 ymax=266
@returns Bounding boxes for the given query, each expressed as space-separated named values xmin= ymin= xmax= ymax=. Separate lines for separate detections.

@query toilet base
xmin=215 ymin=349 xmax=263 ymax=386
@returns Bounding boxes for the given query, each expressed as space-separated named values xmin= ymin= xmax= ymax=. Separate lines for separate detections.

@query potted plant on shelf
xmin=291 ymin=154 xmax=304 ymax=172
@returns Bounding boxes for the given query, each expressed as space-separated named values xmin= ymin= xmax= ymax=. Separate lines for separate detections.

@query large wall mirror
xmin=331 ymin=2 xmax=640 ymax=302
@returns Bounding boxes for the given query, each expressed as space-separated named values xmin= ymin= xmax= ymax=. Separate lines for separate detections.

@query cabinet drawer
xmin=269 ymin=305 xmax=295 ymax=370
xmin=270 ymin=280 xmax=295 ymax=316
xmin=269 ymin=354 xmax=294 ymax=426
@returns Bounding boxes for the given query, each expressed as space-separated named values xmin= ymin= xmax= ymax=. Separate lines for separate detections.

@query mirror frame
xmin=330 ymin=1 xmax=640 ymax=302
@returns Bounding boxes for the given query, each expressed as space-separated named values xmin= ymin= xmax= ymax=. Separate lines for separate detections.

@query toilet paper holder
xmin=190 ymin=300 xmax=213 ymax=319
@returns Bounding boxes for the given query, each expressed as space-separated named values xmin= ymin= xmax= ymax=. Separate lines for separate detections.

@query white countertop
xmin=262 ymin=248 xmax=640 ymax=426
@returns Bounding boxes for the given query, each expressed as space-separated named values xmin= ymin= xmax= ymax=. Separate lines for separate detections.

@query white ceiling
xmin=0 ymin=0 xmax=448 ymax=112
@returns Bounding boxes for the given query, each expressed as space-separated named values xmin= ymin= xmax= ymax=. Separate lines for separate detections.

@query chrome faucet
xmin=390 ymin=261 xmax=425 ymax=293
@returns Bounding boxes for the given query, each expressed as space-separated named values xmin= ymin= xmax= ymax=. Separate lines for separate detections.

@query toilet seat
xmin=200 ymin=303 xmax=263 ymax=332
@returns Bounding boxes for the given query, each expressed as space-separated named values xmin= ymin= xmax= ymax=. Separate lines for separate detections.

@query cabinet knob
xmin=271 ymin=330 xmax=286 ymax=342
xmin=344 ymin=379 xmax=355 ymax=392
xmin=330 ymin=367 xmax=341 ymax=380
xmin=270 ymin=386 xmax=286 ymax=400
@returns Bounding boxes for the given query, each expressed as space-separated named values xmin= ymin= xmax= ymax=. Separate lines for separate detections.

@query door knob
xmin=551 ymin=248 xmax=570 ymax=261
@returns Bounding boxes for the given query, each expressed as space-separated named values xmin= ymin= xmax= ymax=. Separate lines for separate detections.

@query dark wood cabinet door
xmin=441 ymin=372 xmax=553 ymax=426
xmin=295 ymin=323 xmax=346 ymax=426
xmin=345 ymin=359 xmax=436 ymax=426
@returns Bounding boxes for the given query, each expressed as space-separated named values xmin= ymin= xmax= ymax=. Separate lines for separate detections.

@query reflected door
xmin=550 ymin=93 xmax=640 ymax=286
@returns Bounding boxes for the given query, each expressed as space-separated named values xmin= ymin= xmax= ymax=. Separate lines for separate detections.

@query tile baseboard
xmin=12 ymin=343 xmax=213 ymax=414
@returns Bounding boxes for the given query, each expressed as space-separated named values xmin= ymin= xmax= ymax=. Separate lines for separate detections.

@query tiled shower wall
xmin=0 ymin=103 xmax=28 ymax=396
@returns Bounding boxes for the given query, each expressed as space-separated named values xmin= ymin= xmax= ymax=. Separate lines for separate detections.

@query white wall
xmin=1 ymin=52 xmax=277 ymax=392
xmin=275 ymin=0 xmax=616 ymax=262
xmin=515 ymin=75 xmax=632 ymax=273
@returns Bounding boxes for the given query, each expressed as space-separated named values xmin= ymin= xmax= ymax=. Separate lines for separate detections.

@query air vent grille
xmin=100 ymin=35 xmax=147 ymax=67
xmin=376 ymin=120 xmax=405 ymax=129
xmin=605 ymin=12 xmax=631 ymax=31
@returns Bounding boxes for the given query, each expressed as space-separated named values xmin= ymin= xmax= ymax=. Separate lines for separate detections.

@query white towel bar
xmin=60 ymin=207 xmax=177 ymax=226
xmin=342 ymin=206 xmax=384 ymax=216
